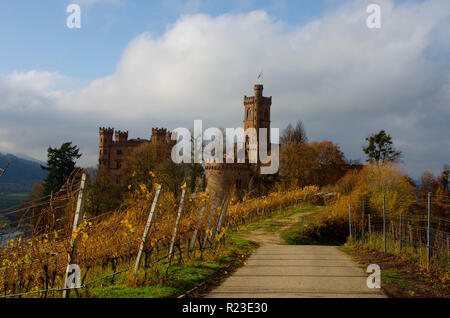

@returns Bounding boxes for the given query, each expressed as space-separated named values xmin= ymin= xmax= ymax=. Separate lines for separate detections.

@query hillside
xmin=0 ymin=153 xmax=47 ymax=211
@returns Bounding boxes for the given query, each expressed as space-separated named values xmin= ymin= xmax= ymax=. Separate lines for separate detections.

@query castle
xmin=99 ymin=84 xmax=272 ymax=197
xmin=98 ymin=127 xmax=173 ymax=184
xmin=204 ymin=84 xmax=272 ymax=198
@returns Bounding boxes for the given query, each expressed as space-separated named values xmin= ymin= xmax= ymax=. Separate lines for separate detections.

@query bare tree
xmin=0 ymin=160 xmax=10 ymax=179
xmin=281 ymin=120 xmax=308 ymax=145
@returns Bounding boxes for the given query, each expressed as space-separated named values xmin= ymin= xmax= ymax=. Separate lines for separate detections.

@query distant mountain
xmin=0 ymin=152 xmax=47 ymax=192
xmin=15 ymin=153 xmax=46 ymax=166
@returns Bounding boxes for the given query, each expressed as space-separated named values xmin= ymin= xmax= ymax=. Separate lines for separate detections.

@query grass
xmin=90 ymin=285 xmax=178 ymax=298
xmin=0 ymin=192 xmax=29 ymax=211
xmin=340 ymin=243 xmax=450 ymax=297
xmin=89 ymin=234 xmax=257 ymax=298
xmin=280 ymin=206 xmax=345 ymax=245
xmin=237 ymin=203 xmax=318 ymax=236
xmin=383 ymin=270 xmax=415 ymax=291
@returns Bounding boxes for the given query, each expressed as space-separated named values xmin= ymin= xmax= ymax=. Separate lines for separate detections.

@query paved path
xmin=207 ymin=209 xmax=386 ymax=298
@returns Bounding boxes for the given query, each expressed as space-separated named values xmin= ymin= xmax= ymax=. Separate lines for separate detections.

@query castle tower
xmin=99 ymin=127 xmax=114 ymax=168
xmin=151 ymin=128 xmax=170 ymax=144
xmin=243 ymin=84 xmax=272 ymax=162
xmin=115 ymin=130 xmax=128 ymax=143
xmin=205 ymin=84 xmax=272 ymax=199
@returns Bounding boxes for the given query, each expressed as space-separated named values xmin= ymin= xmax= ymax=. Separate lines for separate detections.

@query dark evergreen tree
xmin=41 ymin=142 xmax=82 ymax=196
xmin=363 ymin=130 xmax=401 ymax=163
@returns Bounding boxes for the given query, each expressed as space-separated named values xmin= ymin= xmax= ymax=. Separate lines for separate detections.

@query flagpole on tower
xmin=257 ymin=70 xmax=263 ymax=84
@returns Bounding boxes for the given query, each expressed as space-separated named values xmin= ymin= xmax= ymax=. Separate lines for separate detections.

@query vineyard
xmin=0 ymin=169 xmax=318 ymax=298
xmin=348 ymin=195 xmax=449 ymax=275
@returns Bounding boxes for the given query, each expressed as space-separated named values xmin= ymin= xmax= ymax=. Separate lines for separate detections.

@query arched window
xmin=247 ymin=109 xmax=252 ymax=120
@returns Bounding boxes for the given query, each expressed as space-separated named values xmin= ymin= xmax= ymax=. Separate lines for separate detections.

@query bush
xmin=310 ymin=195 xmax=325 ymax=206
xmin=285 ymin=215 xmax=348 ymax=245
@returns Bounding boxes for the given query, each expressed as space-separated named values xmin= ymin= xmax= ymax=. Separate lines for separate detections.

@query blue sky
xmin=0 ymin=0 xmax=331 ymax=82
xmin=0 ymin=0 xmax=448 ymax=178
xmin=2 ymin=0 xmax=421 ymax=80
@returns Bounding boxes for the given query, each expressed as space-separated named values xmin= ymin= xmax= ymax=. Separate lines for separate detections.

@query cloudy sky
xmin=0 ymin=0 xmax=449 ymax=179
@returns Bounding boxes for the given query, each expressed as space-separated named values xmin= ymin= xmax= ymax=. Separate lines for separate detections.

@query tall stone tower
xmin=99 ymin=127 xmax=114 ymax=168
xmin=205 ymin=84 xmax=272 ymax=199
xmin=243 ymin=84 xmax=272 ymax=162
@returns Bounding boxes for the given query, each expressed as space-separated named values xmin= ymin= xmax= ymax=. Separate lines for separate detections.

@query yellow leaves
xmin=132 ymin=171 xmax=136 ymax=177
xmin=217 ymin=229 xmax=226 ymax=241
xmin=120 ymin=218 xmax=135 ymax=233
xmin=139 ymin=184 xmax=147 ymax=193
xmin=0 ymin=185 xmax=320 ymax=295
xmin=2 ymin=259 xmax=11 ymax=266
xmin=128 ymin=185 xmax=132 ymax=190
xmin=23 ymin=254 xmax=31 ymax=264
xmin=149 ymin=171 xmax=155 ymax=177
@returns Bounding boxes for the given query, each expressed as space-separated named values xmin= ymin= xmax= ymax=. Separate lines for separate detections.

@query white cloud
xmin=72 ymin=0 xmax=123 ymax=7
xmin=0 ymin=0 xmax=449 ymax=178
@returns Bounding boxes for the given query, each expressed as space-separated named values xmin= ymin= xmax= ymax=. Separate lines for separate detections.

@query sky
xmin=0 ymin=0 xmax=449 ymax=179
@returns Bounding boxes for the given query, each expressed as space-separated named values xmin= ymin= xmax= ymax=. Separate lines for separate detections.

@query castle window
xmin=264 ymin=109 xmax=269 ymax=121
xmin=247 ymin=109 xmax=252 ymax=120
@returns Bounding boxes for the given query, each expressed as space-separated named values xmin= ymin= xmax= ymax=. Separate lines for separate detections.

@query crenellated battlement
xmin=115 ymin=130 xmax=128 ymax=142
xmin=151 ymin=127 xmax=173 ymax=144
xmin=205 ymin=162 xmax=251 ymax=171
xmin=152 ymin=127 xmax=167 ymax=135
xmin=99 ymin=127 xmax=114 ymax=135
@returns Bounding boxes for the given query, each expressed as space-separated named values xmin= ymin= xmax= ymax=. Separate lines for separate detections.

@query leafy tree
xmin=84 ymin=167 xmax=120 ymax=217
xmin=419 ymin=169 xmax=449 ymax=218
xmin=280 ymin=141 xmax=316 ymax=188
xmin=439 ymin=164 xmax=449 ymax=194
xmin=363 ymin=130 xmax=401 ymax=163
xmin=280 ymin=140 xmax=349 ymax=188
xmin=309 ymin=141 xmax=348 ymax=186
xmin=41 ymin=142 xmax=82 ymax=196
xmin=281 ymin=120 xmax=308 ymax=145
xmin=188 ymin=163 xmax=204 ymax=193
xmin=121 ymin=142 xmax=186 ymax=197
